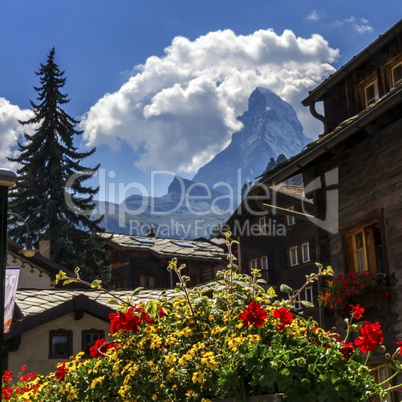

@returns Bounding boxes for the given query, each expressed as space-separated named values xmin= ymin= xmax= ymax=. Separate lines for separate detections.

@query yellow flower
xmin=150 ymin=335 xmax=163 ymax=349
xmin=185 ymin=390 xmax=196 ymax=397
xmin=247 ymin=334 xmax=261 ymax=342
xmin=200 ymin=352 xmax=220 ymax=371
xmin=181 ymin=327 xmax=193 ymax=338
xmin=267 ymin=287 xmax=277 ymax=298
xmin=178 ymin=353 xmax=193 ymax=366
xmin=91 ymin=375 xmax=105 ymax=389
xmin=118 ymin=384 xmax=132 ymax=399
xmin=151 ymin=394 xmax=158 ymax=400
xmin=164 ymin=353 xmax=177 ymax=365
xmin=211 ymin=326 xmax=227 ymax=336
xmin=192 ymin=371 xmax=206 ymax=384
xmin=166 ymin=367 xmax=175 ymax=381
xmin=228 ymin=335 xmax=245 ymax=351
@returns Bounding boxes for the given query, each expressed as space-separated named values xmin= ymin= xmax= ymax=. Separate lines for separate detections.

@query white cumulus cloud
xmin=307 ymin=10 xmax=322 ymax=21
xmin=334 ymin=17 xmax=373 ymax=35
xmin=0 ymin=98 xmax=34 ymax=170
xmin=82 ymin=28 xmax=339 ymax=174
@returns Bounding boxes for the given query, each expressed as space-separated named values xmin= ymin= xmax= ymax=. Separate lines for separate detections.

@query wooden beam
xmin=262 ymin=203 xmax=315 ymax=222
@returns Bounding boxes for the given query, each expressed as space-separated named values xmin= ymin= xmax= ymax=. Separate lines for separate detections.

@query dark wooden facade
xmin=227 ymin=186 xmax=323 ymax=323
xmin=104 ymin=233 xmax=226 ymax=290
xmin=259 ymin=19 xmax=402 ymax=400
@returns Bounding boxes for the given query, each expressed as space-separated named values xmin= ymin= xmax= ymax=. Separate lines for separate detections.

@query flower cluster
xmin=4 ymin=234 xmax=402 ymax=401
xmin=89 ymin=339 xmax=118 ymax=359
xmin=109 ymin=305 xmax=153 ymax=333
xmin=2 ymin=365 xmax=38 ymax=400
xmin=318 ymin=271 xmax=390 ymax=310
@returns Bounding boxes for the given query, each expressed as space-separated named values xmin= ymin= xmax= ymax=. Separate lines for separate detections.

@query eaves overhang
xmin=257 ymin=85 xmax=402 ymax=187
xmin=302 ymin=19 xmax=402 ymax=106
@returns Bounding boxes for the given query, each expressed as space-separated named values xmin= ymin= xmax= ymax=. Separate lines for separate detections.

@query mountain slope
xmin=192 ymin=87 xmax=309 ymax=198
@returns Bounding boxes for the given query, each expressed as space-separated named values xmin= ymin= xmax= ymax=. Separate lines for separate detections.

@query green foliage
xmin=7 ymin=48 xmax=110 ymax=283
xmin=8 ymin=235 xmax=400 ymax=401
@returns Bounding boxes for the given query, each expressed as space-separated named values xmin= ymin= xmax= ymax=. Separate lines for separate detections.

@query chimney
xmin=39 ymin=239 xmax=50 ymax=260
xmin=147 ymin=227 xmax=156 ymax=237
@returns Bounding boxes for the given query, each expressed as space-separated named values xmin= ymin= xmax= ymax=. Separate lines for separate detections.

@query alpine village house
xmin=3 ymin=19 xmax=402 ymax=396
xmin=259 ymin=19 xmax=402 ymax=400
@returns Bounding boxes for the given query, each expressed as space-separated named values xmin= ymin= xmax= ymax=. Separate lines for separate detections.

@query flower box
xmin=356 ymin=288 xmax=390 ymax=314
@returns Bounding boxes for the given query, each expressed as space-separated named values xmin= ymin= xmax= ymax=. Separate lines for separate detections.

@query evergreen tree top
xmin=8 ymin=48 xmax=110 ymax=283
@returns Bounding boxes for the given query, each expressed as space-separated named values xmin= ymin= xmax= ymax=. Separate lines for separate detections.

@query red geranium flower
xmin=238 ymin=302 xmax=267 ymax=328
xmin=109 ymin=305 xmax=154 ymax=333
xmin=55 ymin=361 xmax=68 ymax=382
xmin=2 ymin=386 xmax=12 ymax=400
xmin=396 ymin=340 xmax=402 ymax=355
xmin=109 ymin=308 xmax=142 ymax=333
xmin=354 ymin=321 xmax=384 ymax=353
xmin=349 ymin=304 xmax=365 ymax=320
xmin=273 ymin=307 xmax=293 ymax=330
xmin=339 ymin=341 xmax=355 ymax=361
xmin=2 ymin=370 xmax=12 ymax=383
xmin=89 ymin=338 xmax=118 ymax=358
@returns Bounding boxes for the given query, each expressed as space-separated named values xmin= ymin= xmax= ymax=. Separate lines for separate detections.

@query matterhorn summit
xmin=192 ymin=87 xmax=309 ymax=198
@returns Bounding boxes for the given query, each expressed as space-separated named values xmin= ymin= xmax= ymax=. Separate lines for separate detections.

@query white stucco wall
xmin=7 ymin=253 xmax=53 ymax=289
xmin=7 ymin=312 xmax=111 ymax=376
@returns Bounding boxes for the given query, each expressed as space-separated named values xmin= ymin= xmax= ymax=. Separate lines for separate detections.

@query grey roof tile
xmin=15 ymin=288 xmax=176 ymax=319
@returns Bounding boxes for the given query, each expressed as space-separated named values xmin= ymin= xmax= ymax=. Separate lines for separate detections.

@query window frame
xmin=139 ymin=274 xmax=157 ymax=288
xmin=364 ymin=80 xmax=379 ymax=107
xmin=344 ymin=221 xmax=385 ymax=275
xmin=301 ymin=242 xmax=310 ymax=263
xmin=250 ymin=259 xmax=258 ymax=269
xmin=293 ymin=287 xmax=314 ymax=310
xmin=258 ymin=216 xmax=267 ymax=235
xmin=49 ymin=329 xmax=73 ymax=359
xmin=289 ymin=246 xmax=299 ymax=266
xmin=287 ymin=206 xmax=296 ymax=226
xmin=392 ymin=62 xmax=402 ymax=86
xmin=260 ymin=255 xmax=269 ymax=281
xmin=82 ymin=329 xmax=105 ymax=357
xmin=260 ymin=255 xmax=268 ymax=270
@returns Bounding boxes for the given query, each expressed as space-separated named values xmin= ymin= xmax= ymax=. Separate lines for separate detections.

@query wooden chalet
xmin=101 ymin=233 xmax=227 ymax=289
xmin=258 ymin=19 xmax=402 ymax=398
xmin=226 ymin=185 xmax=323 ymax=323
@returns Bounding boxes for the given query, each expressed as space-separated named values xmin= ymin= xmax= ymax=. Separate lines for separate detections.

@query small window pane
xmin=50 ymin=331 xmax=71 ymax=358
xmin=393 ymin=63 xmax=402 ymax=85
xmin=287 ymin=207 xmax=295 ymax=226
xmin=302 ymin=243 xmax=310 ymax=263
xmin=365 ymin=82 xmax=378 ymax=106
xmin=261 ymin=256 xmax=268 ymax=270
xmin=82 ymin=330 xmax=104 ymax=356
xmin=290 ymin=246 xmax=299 ymax=266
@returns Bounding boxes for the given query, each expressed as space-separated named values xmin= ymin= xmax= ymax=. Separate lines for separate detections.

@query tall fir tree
xmin=8 ymin=48 xmax=111 ymax=284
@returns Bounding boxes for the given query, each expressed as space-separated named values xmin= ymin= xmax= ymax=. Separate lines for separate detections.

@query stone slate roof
xmin=269 ymin=184 xmax=311 ymax=203
xmin=14 ymin=288 xmax=175 ymax=318
xmin=101 ymin=233 xmax=226 ymax=262
xmin=5 ymin=288 xmax=176 ymax=340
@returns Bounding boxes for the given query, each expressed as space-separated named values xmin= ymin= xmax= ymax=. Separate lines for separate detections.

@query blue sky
xmin=0 ymin=1 xmax=400 ymax=201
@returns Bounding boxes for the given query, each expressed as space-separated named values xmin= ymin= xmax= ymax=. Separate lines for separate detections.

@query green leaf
xmin=301 ymin=301 xmax=315 ymax=308
xmin=146 ymin=300 xmax=158 ymax=315
xmin=90 ymin=279 xmax=102 ymax=288
xmin=131 ymin=287 xmax=144 ymax=296
xmin=280 ymin=284 xmax=293 ymax=293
